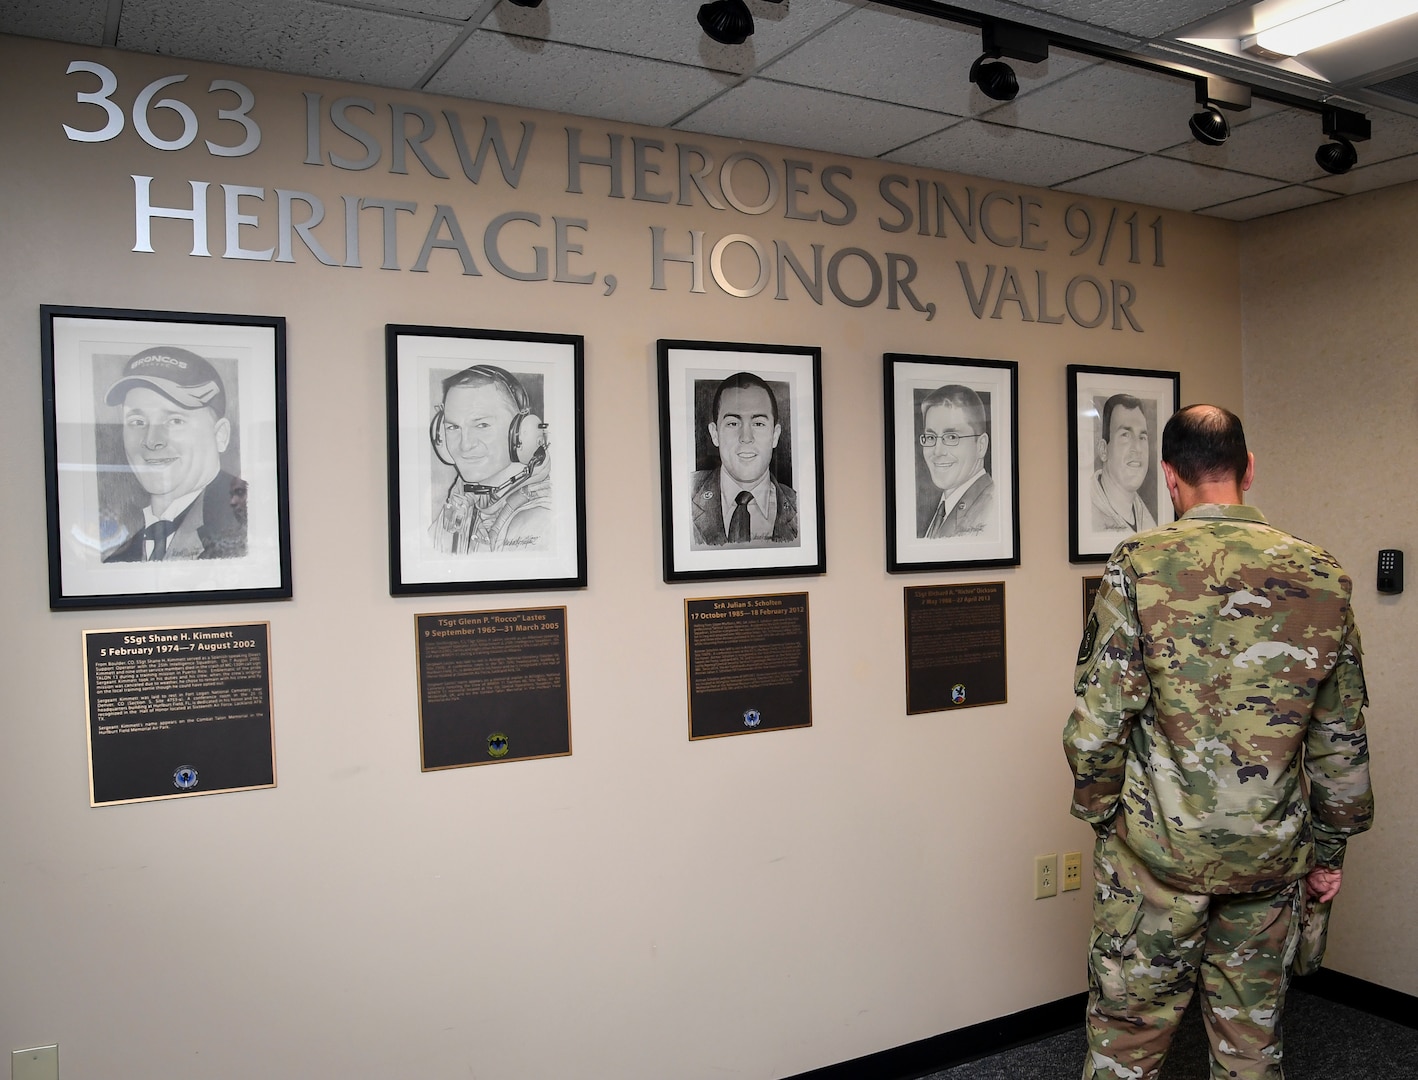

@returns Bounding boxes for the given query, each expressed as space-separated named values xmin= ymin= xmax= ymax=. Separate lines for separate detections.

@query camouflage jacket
xmin=1064 ymin=504 xmax=1374 ymax=894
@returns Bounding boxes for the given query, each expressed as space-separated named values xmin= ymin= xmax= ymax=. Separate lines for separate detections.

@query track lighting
xmin=1188 ymin=78 xmax=1250 ymax=147
xmin=969 ymin=21 xmax=1049 ymax=103
xmin=1316 ymin=136 xmax=1357 ymax=174
xmin=1189 ymin=103 xmax=1229 ymax=145
xmin=698 ymin=0 xmax=752 ymax=45
xmin=1315 ymin=105 xmax=1370 ymax=175
xmin=969 ymin=51 xmax=1018 ymax=101
xmin=697 ymin=0 xmax=785 ymax=46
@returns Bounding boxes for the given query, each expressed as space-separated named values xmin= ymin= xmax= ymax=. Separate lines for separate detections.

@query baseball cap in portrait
xmin=105 ymin=345 xmax=227 ymax=416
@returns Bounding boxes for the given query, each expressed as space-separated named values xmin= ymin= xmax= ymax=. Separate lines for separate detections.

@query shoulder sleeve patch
xmin=1077 ymin=612 xmax=1099 ymax=665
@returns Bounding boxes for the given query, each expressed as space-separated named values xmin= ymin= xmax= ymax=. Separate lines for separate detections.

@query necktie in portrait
xmin=143 ymin=519 xmax=178 ymax=560
xmin=729 ymin=490 xmax=753 ymax=543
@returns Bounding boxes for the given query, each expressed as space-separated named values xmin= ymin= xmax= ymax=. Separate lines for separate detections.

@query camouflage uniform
xmin=1064 ymin=504 xmax=1373 ymax=1080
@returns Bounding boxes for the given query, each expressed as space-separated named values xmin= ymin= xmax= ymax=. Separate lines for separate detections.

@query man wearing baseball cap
xmin=103 ymin=345 xmax=247 ymax=562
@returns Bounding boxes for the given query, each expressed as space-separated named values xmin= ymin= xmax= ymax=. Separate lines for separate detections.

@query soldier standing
xmin=1064 ymin=404 xmax=1374 ymax=1080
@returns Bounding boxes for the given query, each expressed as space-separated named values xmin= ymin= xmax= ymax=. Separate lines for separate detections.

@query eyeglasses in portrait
xmin=884 ymin=354 xmax=1019 ymax=573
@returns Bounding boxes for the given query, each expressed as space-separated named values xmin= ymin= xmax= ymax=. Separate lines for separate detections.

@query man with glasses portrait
xmin=918 ymin=384 xmax=994 ymax=539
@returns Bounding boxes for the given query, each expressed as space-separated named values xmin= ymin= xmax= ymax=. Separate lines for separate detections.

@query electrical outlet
xmin=1062 ymin=851 xmax=1083 ymax=891
xmin=1034 ymin=853 xmax=1058 ymax=899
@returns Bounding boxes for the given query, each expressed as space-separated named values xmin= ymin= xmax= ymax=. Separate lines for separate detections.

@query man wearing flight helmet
xmin=430 ymin=364 xmax=551 ymax=553
xmin=103 ymin=346 xmax=247 ymax=562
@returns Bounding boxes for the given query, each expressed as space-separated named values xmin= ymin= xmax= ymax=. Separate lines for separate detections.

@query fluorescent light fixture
xmin=1252 ymin=0 xmax=1418 ymax=57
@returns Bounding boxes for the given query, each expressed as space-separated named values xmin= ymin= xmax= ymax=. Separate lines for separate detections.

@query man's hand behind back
xmin=1306 ymin=866 xmax=1343 ymax=903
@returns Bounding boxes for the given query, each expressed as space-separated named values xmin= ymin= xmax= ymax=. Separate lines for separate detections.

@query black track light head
xmin=698 ymin=0 xmax=754 ymax=45
xmin=1316 ymin=135 xmax=1358 ymax=174
xmin=970 ymin=52 xmax=1019 ymax=101
xmin=1189 ymin=104 xmax=1230 ymax=146
xmin=969 ymin=22 xmax=1048 ymax=103
xmin=1315 ymin=106 xmax=1370 ymax=174
xmin=1188 ymin=79 xmax=1248 ymax=147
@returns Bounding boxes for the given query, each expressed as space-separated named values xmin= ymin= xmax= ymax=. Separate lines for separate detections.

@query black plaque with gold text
xmin=83 ymin=623 xmax=275 ymax=805
xmin=903 ymin=583 xmax=1006 ymax=714
xmin=415 ymin=607 xmax=570 ymax=769
xmin=685 ymin=593 xmax=811 ymax=739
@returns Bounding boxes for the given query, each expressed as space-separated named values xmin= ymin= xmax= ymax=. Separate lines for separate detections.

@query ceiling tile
xmin=885 ymin=0 xmax=1141 ymax=49
xmin=428 ymin=33 xmax=732 ymax=128
xmin=0 ymin=1 xmax=108 ymax=45
xmin=1308 ymin=151 xmax=1418 ymax=195
xmin=349 ymin=0 xmax=486 ymax=18
xmin=10 ymin=0 xmax=1418 ymax=216
xmin=1055 ymin=154 xmax=1280 ymax=211
xmin=886 ymin=121 xmax=1138 ymax=189
xmin=116 ymin=0 xmax=460 ymax=85
xmin=990 ymin=58 xmax=1199 ymax=153
xmin=1198 ymin=184 xmax=1338 ymax=220
xmin=674 ymin=78 xmax=953 ymax=160
xmin=759 ymin=3 xmax=1089 ymax=115
xmin=485 ymin=0 xmax=864 ymax=76
xmin=1009 ymin=0 xmax=1244 ymax=40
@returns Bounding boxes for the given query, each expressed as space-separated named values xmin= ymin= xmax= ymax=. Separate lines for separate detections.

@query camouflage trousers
xmin=1082 ymin=828 xmax=1302 ymax=1080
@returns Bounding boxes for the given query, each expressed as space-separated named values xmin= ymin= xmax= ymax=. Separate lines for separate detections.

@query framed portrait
xmin=657 ymin=340 xmax=825 ymax=584
xmin=884 ymin=354 xmax=1019 ymax=572
xmin=41 ymin=306 xmax=291 ymax=610
xmin=1067 ymin=364 xmax=1181 ymax=562
xmin=386 ymin=325 xmax=586 ymax=595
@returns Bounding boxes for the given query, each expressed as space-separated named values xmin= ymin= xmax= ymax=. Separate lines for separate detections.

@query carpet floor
xmin=925 ymin=987 xmax=1418 ymax=1080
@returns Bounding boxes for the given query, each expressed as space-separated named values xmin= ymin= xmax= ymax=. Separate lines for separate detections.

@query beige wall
xmin=0 ymin=36 xmax=1248 ymax=1079
xmin=1242 ymin=187 xmax=1418 ymax=997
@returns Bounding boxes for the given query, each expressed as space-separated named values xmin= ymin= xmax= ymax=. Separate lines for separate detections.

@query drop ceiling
xmin=8 ymin=0 xmax=1418 ymax=220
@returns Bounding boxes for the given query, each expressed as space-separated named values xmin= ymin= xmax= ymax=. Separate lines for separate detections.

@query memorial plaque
xmin=903 ymin=583 xmax=1006 ymax=714
xmin=415 ymin=607 xmax=571 ymax=769
xmin=83 ymin=622 xmax=275 ymax=805
xmin=1083 ymin=575 xmax=1103 ymax=626
xmin=685 ymin=593 xmax=811 ymax=740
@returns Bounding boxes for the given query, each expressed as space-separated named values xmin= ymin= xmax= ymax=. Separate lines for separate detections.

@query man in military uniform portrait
xmin=103 ymin=346 xmax=247 ymax=562
xmin=917 ymin=383 xmax=994 ymax=538
xmin=1064 ymin=404 xmax=1374 ymax=1080
xmin=690 ymin=371 xmax=798 ymax=547
xmin=1091 ymin=392 xmax=1157 ymax=533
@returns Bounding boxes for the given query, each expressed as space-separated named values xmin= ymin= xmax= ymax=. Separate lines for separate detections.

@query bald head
xmin=1159 ymin=404 xmax=1254 ymax=514
xmin=1162 ymin=405 xmax=1249 ymax=486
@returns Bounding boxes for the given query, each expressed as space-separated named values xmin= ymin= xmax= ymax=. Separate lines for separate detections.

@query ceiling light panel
xmin=1252 ymin=0 xmax=1418 ymax=56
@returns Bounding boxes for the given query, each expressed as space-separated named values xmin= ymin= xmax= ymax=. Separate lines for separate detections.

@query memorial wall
xmin=1 ymin=30 xmax=1261 ymax=1079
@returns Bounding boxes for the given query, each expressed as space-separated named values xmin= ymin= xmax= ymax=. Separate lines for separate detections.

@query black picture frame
xmin=657 ymin=339 xmax=826 ymax=583
xmin=1067 ymin=364 xmax=1181 ymax=562
xmin=884 ymin=354 xmax=1020 ymax=572
xmin=386 ymin=324 xmax=586 ymax=595
xmin=41 ymin=306 xmax=291 ymax=610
